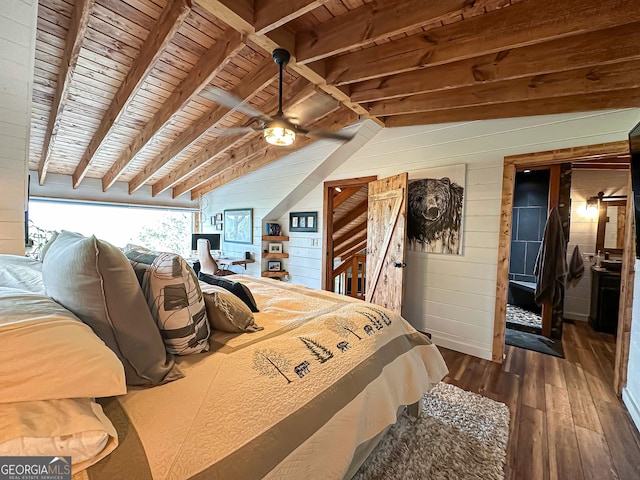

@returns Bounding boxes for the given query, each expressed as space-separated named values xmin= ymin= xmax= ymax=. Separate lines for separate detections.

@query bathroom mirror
xmin=596 ymin=198 xmax=626 ymax=255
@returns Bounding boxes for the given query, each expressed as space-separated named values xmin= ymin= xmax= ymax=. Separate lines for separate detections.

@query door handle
xmin=394 ymin=262 xmax=407 ymax=268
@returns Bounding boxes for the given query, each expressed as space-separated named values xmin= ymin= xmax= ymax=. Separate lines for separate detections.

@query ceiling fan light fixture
xmin=264 ymin=126 xmax=296 ymax=146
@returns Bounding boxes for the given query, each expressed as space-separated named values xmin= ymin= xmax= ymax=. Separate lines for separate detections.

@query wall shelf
xmin=263 ymin=252 xmax=289 ymax=259
xmin=263 ymin=235 xmax=290 ymax=241
xmin=262 ymin=271 xmax=289 ymax=278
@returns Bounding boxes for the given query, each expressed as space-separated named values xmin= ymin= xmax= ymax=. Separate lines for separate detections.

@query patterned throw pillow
xmin=125 ymin=247 xmax=210 ymax=355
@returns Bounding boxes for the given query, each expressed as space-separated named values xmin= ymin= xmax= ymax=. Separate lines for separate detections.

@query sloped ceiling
xmin=30 ymin=0 xmax=640 ymax=201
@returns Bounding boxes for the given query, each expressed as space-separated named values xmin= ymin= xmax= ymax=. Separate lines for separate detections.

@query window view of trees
xmin=28 ymin=201 xmax=193 ymax=257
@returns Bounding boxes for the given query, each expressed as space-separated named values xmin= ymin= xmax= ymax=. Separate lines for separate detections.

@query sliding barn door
xmin=365 ymin=173 xmax=408 ymax=314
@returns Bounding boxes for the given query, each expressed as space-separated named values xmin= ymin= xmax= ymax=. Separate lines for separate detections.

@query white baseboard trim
xmin=430 ymin=334 xmax=492 ymax=361
xmin=563 ymin=312 xmax=589 ymax=322
xmin=622 ymin=387 xmax=640 ymax=432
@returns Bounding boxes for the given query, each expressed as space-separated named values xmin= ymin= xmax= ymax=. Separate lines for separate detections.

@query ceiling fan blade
xmin=299 ymin=127 xmax=355 ymax=142
xmin=201 ymin=87 xmax=271 ymax=122
xmin=213 ymin=126 xmax=262 ymax=136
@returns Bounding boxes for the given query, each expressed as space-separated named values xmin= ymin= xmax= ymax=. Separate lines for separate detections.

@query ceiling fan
xmin=201 ymin=48 xmax=354 ymax=146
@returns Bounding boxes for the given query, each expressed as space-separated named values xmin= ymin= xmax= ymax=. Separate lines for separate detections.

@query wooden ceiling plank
xmin=71 ymin=0 xmax=192 ymax=188
xmin=254 ymin=0 xmax=332 ymax=35
xmin=333 ymin=197 xmax=368 ymax=231
xmin=333 ymin=186 xmax=361 ymax=209
xmin=190 ymin=106 xmax=358 ymax=198
xmin=100 ymin=28 xmax=244 ymax=191
xmin=295 ymin=0 xmax=471 ymax=64
xmin=195 ymin=0 xmax=381 ymax=125
xmin=37 ymin=0 xmax=94 ymax=185
xmin=323 ymin=0 xmax=638 ymax=86
xmin=349 ymin=22 xmax=640 ymax=103
xmin=127 ymin=56 xmax=277 ymax=193
xmin=383 ymin=88 xmax=640 ymax=127
xmin=368 ymin=59 xmax=640 ymax=116
xmin=170 ymin=81 xmax=319 ymax=197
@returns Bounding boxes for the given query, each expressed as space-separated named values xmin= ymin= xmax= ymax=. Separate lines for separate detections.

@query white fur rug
xmin=353 ymin=382 xmax=510 ymax=480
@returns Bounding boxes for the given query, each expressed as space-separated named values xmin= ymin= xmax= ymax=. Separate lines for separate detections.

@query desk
xmin=215 ymin=257 xmax=255 ymax=270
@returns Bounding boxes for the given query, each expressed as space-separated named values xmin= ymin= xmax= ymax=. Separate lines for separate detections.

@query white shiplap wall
xmin=623 ymin=259 xmax=640 ymax=431
xmin=238 ymin=109 xmax=640 ymax=359
xmin=0 ymin=0 xmax=37 ymax=254
xmin=201 ymin=138 xmax=349 ymax=277
xmin=564 ymin=170 xmax=629 ymax=322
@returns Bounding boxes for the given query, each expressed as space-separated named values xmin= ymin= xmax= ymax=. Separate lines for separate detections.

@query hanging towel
xmin=534 ymin=207 xmax=567 ymax=307
xmin=568 ymin=245 xmax=585 ymax=282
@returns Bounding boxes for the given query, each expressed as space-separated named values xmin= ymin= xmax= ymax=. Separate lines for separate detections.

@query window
xmin=28 ymin=200 xmax=194 ymax=257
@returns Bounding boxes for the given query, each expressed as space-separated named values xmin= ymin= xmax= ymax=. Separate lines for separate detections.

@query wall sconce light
xmin=583 ymin=192 xmax=604 ymax=219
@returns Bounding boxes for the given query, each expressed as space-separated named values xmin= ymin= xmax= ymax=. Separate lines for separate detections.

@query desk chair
xmin=197 ymin=239 xmax=234 ymax=276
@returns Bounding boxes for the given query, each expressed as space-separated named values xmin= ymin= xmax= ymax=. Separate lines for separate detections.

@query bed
xmin=0 ymin=249 xmax=447 ymax=480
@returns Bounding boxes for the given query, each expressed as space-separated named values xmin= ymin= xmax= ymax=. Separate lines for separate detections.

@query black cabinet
xmin=589 ymin=267 xmax=621 ymax=334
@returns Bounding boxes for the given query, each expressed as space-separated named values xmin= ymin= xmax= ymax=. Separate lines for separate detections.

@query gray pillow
xmin=42 ymin=231 xmax=182 ymax=386
xmin=200 ymin=284 xmax=263 ymax=333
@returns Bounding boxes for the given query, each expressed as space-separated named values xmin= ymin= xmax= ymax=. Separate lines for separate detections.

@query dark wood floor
xmin=438 ymin=321 xmax=640 ymax=480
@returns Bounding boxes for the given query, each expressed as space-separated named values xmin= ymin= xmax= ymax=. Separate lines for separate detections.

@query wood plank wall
xmin=201 ymin=109 xmax=640 ymax=360
xmin=0 ymin=0 xmax=37 ymax=254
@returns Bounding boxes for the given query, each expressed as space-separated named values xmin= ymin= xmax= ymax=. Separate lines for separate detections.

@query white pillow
xmin=0 ymin=397 xmax=118 ymax=473
xmin=0 ymin=288 xmax=126 ymax=403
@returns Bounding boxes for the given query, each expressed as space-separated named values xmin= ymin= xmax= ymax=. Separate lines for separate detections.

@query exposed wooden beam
xmin=195 ymin=0 xmax=381 ymax=126
xmin=337 ymin=239 xmax=368 ymax=261
xmin=505 ymin=141 xmax=630 ymax=166
xmin=571 ymin=163 xmax=629 ymax=170
xmin=71 ymin=0 xmax=191 ymax=189
xmin=368 ymin=59 xmax=640 ymax=116
xmin=334 ymin=219 xmax=367 ymax=248
xmin=383 ymin=88 xmax=640 ymax=127
xmin=323 ymin=0 xmax=636 ymax=86
xmin=153 ymin=77 xmax=314 ymax=197
xmin=335 ymin=230 xmax=367 ymax=257
xmin=38 ymin=0 xmax=94 ymax=185
xmin=334 ymin=198 xmax=367 ymax=232
xmin=127 ymin=56 xmax=276 ymax=194
xmin=100 ymin=29 xmax=244 ymax=191
xmin=349 ymin=22 xmax=640 ymax=103
xmin=190 ymin=107 xmax=358 ymax=198
xmin=333 ymin=186 xmax=361 ymax=209
xmin=254 ymin=0 xmax=331 ymax=35
xmin=296 ymin=0 xmax=471 ymax=65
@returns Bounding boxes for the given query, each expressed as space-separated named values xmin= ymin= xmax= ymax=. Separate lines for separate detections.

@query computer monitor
xmin=191 ymin=233 xmax=221 ymax=251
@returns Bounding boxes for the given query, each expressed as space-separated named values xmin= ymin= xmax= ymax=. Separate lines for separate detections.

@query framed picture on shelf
xmin=224 ymin=208 xmax=253 ymax=244
xmin=290 ymin=211 xmax=318 ymax=232
xmin=268 ymin=242 xmax=283 ymax=254
xmin=268 ymin=261 xmax=281 ymax=272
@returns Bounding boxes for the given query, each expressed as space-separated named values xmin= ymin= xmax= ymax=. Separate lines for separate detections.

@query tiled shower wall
xmin=509 ymin=169 xmax=550 ymax=283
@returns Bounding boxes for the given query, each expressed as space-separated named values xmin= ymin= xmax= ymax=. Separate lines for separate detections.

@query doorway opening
xmin=322 ymin=176 xmax=377 ymax=298
xmin=493 ymin=140 xmax=634 ymax=396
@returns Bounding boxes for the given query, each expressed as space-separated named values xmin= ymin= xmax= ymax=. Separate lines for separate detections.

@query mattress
xmin=76 ymin=275 xmax=448 ymax=479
